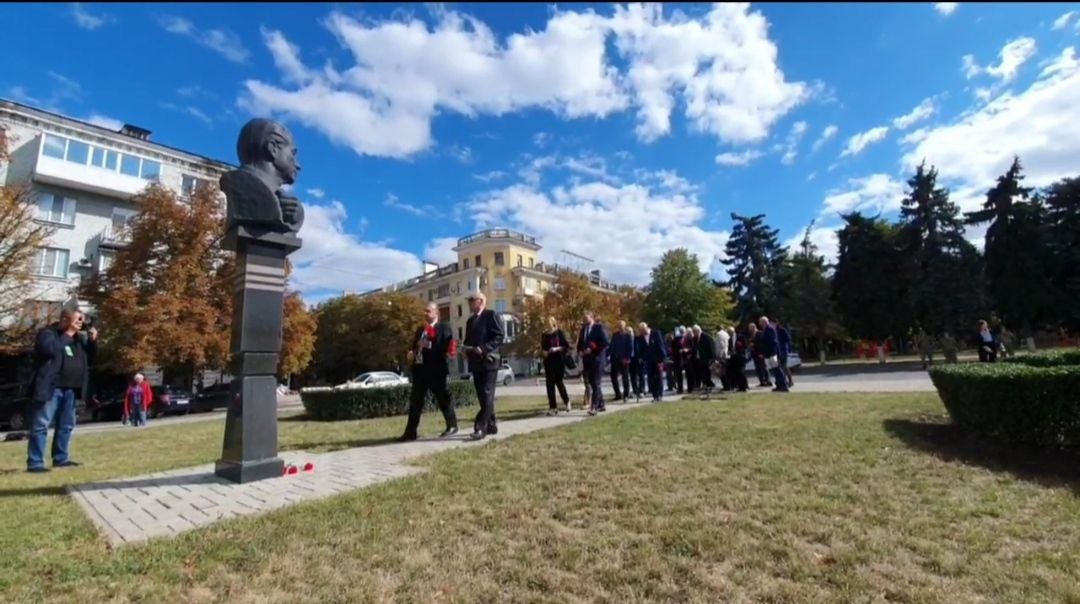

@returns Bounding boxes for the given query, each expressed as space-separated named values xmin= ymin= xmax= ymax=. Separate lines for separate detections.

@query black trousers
xmin=544 ymin=360 xmax=569 ymax=409
xmin=630 ymin=359 xmax=645 ymax=395
xmin=584 ymin=355 xmax=604 ymax=410
xmin=403 ymin=373 xmax=457 ymax=437
xmin=647 ymin=363 xmax=664 ymax=400
xmin=610 ymin=362 xmax=631 ymax=399
xmin=673 ymin=361 xmax=685 ymax=393
xmin=752 ymin=355 xmax=771 ymax=385
xmin=471 ymin=369 xmax=498 ymax=434
xmin=685 ymin=356 xmax=699 ymax=392
xmin=696 ymin=359 xmax=715 ymax=388
xmin=727 ymin=356 xmax=748 ymax=391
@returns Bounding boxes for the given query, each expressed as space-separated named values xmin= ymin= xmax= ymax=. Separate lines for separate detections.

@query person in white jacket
xmin=715 ymin=326 xmax=731 ymax=390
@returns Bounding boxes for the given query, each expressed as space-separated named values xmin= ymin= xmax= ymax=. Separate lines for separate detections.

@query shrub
xmin=929 ymin=362 xmax=1080 ymax=449
xmin=301 ymin=380 xmax=478 ymax=421
xmin=1004 ymin=350 xmax=1080 ymax=368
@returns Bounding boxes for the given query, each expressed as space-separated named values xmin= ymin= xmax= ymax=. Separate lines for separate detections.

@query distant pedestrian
xmin=775 ymin=319 xmax=794 ymax=388
xmin=975 ymin=320 xmax=998 ymax=363
xmin=123 ymin=373 xmax=153 ymax=427
xmin=541 ymin=316 xmax=571 ymax=415
xmin=758 ymin=316 xmax=789 ymax=392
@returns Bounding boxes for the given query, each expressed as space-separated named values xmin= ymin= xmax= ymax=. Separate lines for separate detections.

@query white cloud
xmin=306 ymin=188 xmax=326 ymax=199
xmin=934 ymin=3 xmax=959 ymax=16
xmin=291 ymin=201 xmax=423 ymax=297
xmin=784 ymin=226 xmax=839 ymax=265
xmin=811 ymin=124 xmax=838 ymax=153
xmin=71 ymin=3 xmax=108 ymax=30
xmin=422 ymin=237 xmax=460 ymax=265
xmin=463 ymin=176 xmax=729 ymax=285
xmin=158 ymin=15 xmax=250 ymax=63
xmin=963 ymin=37 xmax=1037 ymax=83
xmin=780 ymin=120 xmax=808 ymax=165
xmin=892 ymin=97 xmax=936 ymax=129
xmin=383 ymin=193 xmax=437 ymax=218
xmin=839 ymin=126 xmax=889 ymax=157
xmin=446 ymin=144 xmax=473 ymax=164
xmin=903 ymin=46 xmax=1080 ymax=205
xmin=806 ymin=171 xmax=817 ymax=182
xmin=85 ymin=113 xmax=123 ymax=131
xmin=1052 ymin=11 xmax=1076 ymax=31
xmin=533 ymin=132 xmax=552 ymax=148
xmin=715 ymin=149 xmax=764 ymax=166
xmin=244 ymin=4 xmax=806 ymax=159
xmin=472 ymin=170 xmax=507 ymax=183
xmin=820 ymin=174 xmax=906 ymax=218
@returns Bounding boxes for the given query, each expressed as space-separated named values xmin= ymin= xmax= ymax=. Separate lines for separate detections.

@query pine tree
xmin=898 ymin=161 xmax=987 ymax=336
xmin=1043 ymin=176 xmax=1080 ymax=333
xmin=721 ymin=213 xmax=787 ymax=325
xmin=965 ymin=157 xmax=1052 ymax=336
xmin=832 ymin=212 xmax=906 ymax=341
xmin=774 ymin=223 xmax=839 ymax=359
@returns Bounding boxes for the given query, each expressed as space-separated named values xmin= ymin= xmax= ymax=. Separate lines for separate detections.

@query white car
xmin=744 ymin=351 xmax=802 ymax=372
xmin=460 ymin=361 xmax=516 ymax=386
xmin=335 ymin=371 xmax=410 ymax=390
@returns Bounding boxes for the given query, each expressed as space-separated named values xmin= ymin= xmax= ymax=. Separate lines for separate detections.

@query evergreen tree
xmin=774 ymin=222 xmax=839 ymax=357
xmin=964 ymin=157 xmax=1052 ymax=335
xmin=832 ymin=212 xmax=906 ymax=341
xmin=898 ymin=161 xmax=987 ymax=335
xmin=1043 ymin=176 xmax=1080 ymax=333
xmin=721 ymin=213 xmax=787 ymax=324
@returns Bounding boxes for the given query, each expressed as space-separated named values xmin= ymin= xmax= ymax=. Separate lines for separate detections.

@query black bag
xmin=563 ymin=354 xmax=577 ymax=371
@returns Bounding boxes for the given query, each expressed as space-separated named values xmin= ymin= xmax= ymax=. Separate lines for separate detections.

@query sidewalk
xmin=69 ymin=399 xmax=663 ymax=547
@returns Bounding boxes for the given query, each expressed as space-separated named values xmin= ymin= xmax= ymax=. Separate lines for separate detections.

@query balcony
xmin=99 ymin=225 xmax=132 ymax=248
xmin=454 ymin=228 xmax=540 ymax=251
xmin=32 ymin=133 xmax=162 ymax=200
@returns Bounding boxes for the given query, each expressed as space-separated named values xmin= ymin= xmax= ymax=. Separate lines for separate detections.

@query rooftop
xmin=454 ymin=228 xmax=540 ymax=251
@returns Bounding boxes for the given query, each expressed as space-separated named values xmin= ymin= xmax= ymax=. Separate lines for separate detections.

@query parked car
xmin=85 ymin=388 xmax=126 ymax=423
xmin=0 ymin=386 xmax=29 ymax=432
xmin=335 ymin=371 xmax=410 ymax=390
xmin=744 ymin=351 xmax=803 ymax=373
xmin=459 ymin=361 xmax=516 ymax=385
xmin=194 ymin=382 xmax=233 ymax=412
xmin=150 ymin=385 xmax=194 ymax=418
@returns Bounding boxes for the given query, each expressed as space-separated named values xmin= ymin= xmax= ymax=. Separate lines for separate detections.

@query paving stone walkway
xmin=69 ymin=400 xmax=660 ymax=547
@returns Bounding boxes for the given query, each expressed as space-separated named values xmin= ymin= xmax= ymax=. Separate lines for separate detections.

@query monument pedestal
xmin=215 ymin=226 xmax=301 ymax=484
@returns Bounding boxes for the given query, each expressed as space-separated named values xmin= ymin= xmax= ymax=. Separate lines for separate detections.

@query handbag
xmin=563 ymin=354 xmax=577 ymax=371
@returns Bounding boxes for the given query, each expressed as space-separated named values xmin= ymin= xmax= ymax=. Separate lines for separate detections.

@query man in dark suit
xmin=692 ymin=325 xmax=716 ymax=389
xmin=639 ymin=322 xmax=668 ymax=402
xmin=463 ymin=293 xmax=504 ymax=441
xmin=576 ymin=311 xmax=609 ymax=415
xmin=758 ymin=316 xmax=789 ymax=392
xmin=398 ymin=302 xmax=459 ymax=442
xmin=608 ymin=320 xmax=635 ymax=402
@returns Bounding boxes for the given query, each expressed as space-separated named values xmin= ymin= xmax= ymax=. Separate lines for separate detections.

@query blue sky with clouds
xmin=4 ymin=2 xmax=1080 ymax=301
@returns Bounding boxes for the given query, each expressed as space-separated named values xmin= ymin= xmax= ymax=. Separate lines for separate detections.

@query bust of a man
xmin=220 ymin=118 xmax=305 ymax=234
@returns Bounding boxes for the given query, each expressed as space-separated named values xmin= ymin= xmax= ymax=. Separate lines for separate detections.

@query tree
xmin=0 ymin=127 xmax=54 ymax=351
xmin=644 ymin=248 xmax=733 ymax=333
xmin=1043 ymin=176 xmax=1080 ymax=333
xmin=832 ymin=212 xmax=906 ymax=341
xmin=898 ymin=161 xmax=987 ymax=336
xmin=81 ymin=183 xmax=233 ymax=384
xmin=506 ymin=271 xmax=620 ymax=358
xmin=964 ymin=157 xmax=1053 ymax=336
xmin=774 ymin=222 xmax=840 ymax=358
xmin=722 ymin=213 xmax=787 ymax=325
xmin=279 ymin=291 xmax=316 ymax=380
xmin=616 ymin=285 xmax=646 ymax=326
xmin=311 ymin=292 xmax=424 ymax=384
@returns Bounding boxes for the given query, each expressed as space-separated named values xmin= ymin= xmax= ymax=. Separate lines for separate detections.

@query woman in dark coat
xmin=541 ymin=316 xmax=572 ymax=414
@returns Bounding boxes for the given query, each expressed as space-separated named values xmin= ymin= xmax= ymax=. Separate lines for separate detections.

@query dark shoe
xmin=468 ymin=431 xmax=486 ymax=441
xmin=439 ymin=426 xmax=458 ymax=438
xmin=587 ymin=409 xmax=597 ymax=416
xmin=54 ymin=460 xmax=81 ymax=468
xmin=546 ymin=409 xmax=558 ymax=416
xmin=487 ymin=425 xmax=498 ymax=435
xmin=396 ymin=434 xmax=418 ymax=443
xmin=27 ymin=467 xmax=50 ymax=474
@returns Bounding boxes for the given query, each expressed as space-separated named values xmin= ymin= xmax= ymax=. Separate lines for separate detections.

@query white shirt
xmin=716 ymin=330 xmax=730 ymax=359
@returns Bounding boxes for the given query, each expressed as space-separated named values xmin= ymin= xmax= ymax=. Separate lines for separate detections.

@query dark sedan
xmin=194 ymin=382 xmax=233 ymax=412
xmin=150 ymin=385 xmax=194 ymax=418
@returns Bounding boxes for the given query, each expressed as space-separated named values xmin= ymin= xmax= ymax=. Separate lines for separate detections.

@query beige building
xmin=363 ymin=228 xmax=620 ymax=375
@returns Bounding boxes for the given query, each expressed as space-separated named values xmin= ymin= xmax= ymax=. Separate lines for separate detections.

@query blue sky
xmin=4 ymin=2 xmax=1080 ymax=301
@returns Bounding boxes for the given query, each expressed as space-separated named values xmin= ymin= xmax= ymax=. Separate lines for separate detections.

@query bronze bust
xmin=220 ymin=118 xmax=305 ymax=234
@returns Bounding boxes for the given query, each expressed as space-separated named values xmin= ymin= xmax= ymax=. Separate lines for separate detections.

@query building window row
xmin=42 ymin=133 xmax=162 ymax=181
xmin=181 ymin=174 xmax=211 ymax=197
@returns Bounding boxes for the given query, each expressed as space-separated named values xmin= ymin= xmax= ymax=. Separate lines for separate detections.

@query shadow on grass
xmin=0 ymin=485 xmax=68 ymax=498
xmin=884 ymin=418 xmax=1080 ymax=497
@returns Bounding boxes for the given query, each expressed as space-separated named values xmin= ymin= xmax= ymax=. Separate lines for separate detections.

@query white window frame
xmin=33 ymin=247 xmax=70 ymax=279
xmin=36 ymin=193 xmax=77 ymax=226
xmin=98 ymin=249 xmax=116 ymax=272
xmin=494 ymin=277 xmax=506 ymax=291
xmin=43 ymin=132 xmax=163 ymax=182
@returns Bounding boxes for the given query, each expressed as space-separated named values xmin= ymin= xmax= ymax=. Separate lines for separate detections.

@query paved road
xmin=2 ymin=368 xmax=935 ymax=439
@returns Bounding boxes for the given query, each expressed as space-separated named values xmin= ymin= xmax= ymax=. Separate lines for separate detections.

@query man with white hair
xmin=123 ymin=373 xmax=153 ymax=427
xmin=691 ymin=325 xmax=716 ymax=390
xmin=715 ymin=326 xmax=731 ymax=390
xmin=757 ymin=316 xmax=789 ymax=392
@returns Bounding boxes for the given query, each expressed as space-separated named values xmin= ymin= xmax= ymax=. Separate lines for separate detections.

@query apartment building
xmin=364 ymin=228 xmax=621 ymax=375
xmin=0 ymin=99 xmax=232 ymax=326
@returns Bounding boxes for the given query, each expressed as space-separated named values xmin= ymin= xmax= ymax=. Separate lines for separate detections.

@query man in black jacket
xmin=398 ymin=302 xmax=459 ymax=442
xmin=463 ymin=293 xmax=504 ymax=441
xmin=27 ymin=309 xmax=98 ymax=473
xmin=692 ymin=325 xmax=716 ymax=389
xmin=576 ymin=311 xmax=610 ymax=415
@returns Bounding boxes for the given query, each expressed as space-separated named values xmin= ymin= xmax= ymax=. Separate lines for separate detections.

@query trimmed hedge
xmin=929 ymin=361 xmax=1080 ymax=449
xmin=301 ymin=380 xmax=478 ymax=421
xmin=1004 ymin=350 xmax=1080 ymax=368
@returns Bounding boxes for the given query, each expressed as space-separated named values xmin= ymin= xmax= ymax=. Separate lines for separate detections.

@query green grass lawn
xmin=1 ymin=392 xmax=1078 ymax=603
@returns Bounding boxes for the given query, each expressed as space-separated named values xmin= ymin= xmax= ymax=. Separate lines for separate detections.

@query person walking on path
xmin=463 ymin=293 xmax=504 ymax=441
xmin=540 ymin=316 xmax=572 ymax=415
xmin=122 ymin=373 xmax=153 ymax=427
xmin=758 ymin=316 xmax=789 ymax=392
xmin=398 ymin=302 xmax=459 ymax=442
xmin=608 ymin=320 xmax=636 ymax=402
xmin=26 ymin=309 xmax=98 ymax=473
xmin=576 ymin=311 xmax=609 ymax=415
xmin=639 ymin=322 xmax=668 ymax=402
xmin=975 ymin=320 xmax=998 ymax=363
